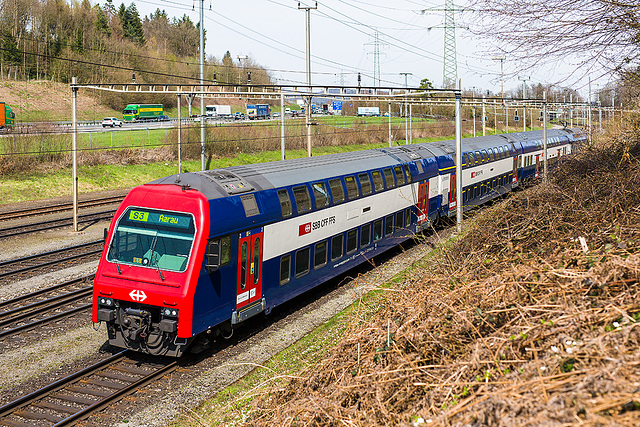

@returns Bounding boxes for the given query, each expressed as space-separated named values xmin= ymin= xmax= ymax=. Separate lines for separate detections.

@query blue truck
xmin=246 ymin=104 xmax=271 ymax=120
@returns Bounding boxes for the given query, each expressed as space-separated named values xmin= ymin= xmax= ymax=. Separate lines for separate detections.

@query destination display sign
xmin=127 ymin=209 xmax=192 ymax=229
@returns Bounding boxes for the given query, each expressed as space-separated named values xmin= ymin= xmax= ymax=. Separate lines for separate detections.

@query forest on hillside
xmin=0 ymin=0 xmax=271 ymax=105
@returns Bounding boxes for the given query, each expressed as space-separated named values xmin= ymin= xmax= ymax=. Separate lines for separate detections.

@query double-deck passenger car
xmin=93 ymin=128 xmax=586 ymax=356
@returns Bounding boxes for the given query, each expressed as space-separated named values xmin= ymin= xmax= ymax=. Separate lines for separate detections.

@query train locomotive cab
xmin=93 ymin=185 xmax=209 ymax=357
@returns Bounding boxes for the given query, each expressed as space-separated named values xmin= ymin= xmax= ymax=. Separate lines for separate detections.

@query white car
xmin=102 ymin=117 xmax=123 ymax=127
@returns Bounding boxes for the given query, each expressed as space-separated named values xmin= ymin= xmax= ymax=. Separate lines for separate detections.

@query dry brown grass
xmin=249 ymin=118 xmax=640 ymax=426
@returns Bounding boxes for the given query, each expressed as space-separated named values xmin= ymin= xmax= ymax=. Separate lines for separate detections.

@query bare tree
xmin=467 ymin=0 xmax=640 ymax=80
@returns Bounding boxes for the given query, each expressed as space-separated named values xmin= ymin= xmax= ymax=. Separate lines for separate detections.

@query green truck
xmin=122 ymin=104 xmax=163 ymax=122
xmin=0 ymin=102 xmax=15 ymax=128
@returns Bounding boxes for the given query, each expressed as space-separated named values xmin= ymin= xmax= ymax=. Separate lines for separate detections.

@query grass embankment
xmin=177 ymin=118 xmax=640 ymax=426
xmin=0 ymin=143 xmax=390 ymax=204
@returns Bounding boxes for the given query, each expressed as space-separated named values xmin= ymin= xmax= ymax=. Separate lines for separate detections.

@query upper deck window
xmin=371 ymin=170 xmax=384 ymax=191
xmin=108 ymin=207 xmax=195 ymax=273
xmin=358 ymin=173 xmax=372 ymax=196
xmin=403 ymin=164 xmax=412 ymax=183
xmin=292 ymin=185 xmax=312 ymax=214
xmin=312 ymin=182 xmax=329 ymax=209
xmin=277 ymin=189 xmax=292 ymax=218
xmin=383 ymin=168 xmax=395 ymax=188
xmin=329 ymin=178 xmax=345 ymax=204
xmin=345 ymin=176 xmax=360 ymax=200
xmin=394 ymin=166 xmax=405 ymax=185
xmin=474 ymin=151 xmax=481 ymax=163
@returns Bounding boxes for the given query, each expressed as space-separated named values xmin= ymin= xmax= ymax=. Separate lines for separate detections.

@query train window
xmin=488 ymin=149 xmax=495 ymax=161
xmin=253 ymin=238 xmax=261 ymax=285
xmin=361 ymin=223 xmax=371 ymax=247
xmin=277 ymin=189 xmax=292 ymax=218
xmin=403 ymin=164 xmax=412 ymax=183
xmin=293 ymin=185 xmax=312 ymax=214
xmin=240 ymin=241 xmax=248 ymax=290
xmin=205 ymin=236 xmax=231 ymax=271
xmin=345 ymin=176 xmax=359 ymax=200
xmin=462 ymin=153 xmax=469 ymax=166
xmin=329 ymin=178 xmax=345 ymax=204
xmin=371 ymin=170 xmax=384 ymax=191
xmin=295 ymin=247 xmax=310 ymax=278
xmin=394 ymin=166 xmax=405 ymax=185
xmin=385 ymin=214 xmax=394 ymax=236
xmin=312 ymin=181 xmax=329 ymax=209
xmin=358 ymin=173 xmax=372 ymax=196
xmin=314 ymin=241 xmax=327 ymax=269
xmin=396 ymin=211 xmax=404 ymax=231
xmin=497 ymin=146 xmax=504 ymax=158
xmin=481 ymin=150 xmax=488 ymax=161
xmin=331 ymin=234 xmax=343 ymax=261
xmin=405 ymin=208 xmax=411 ymax=227
xmin=504 ymin=146 xmax=509 ymax=156
xmin=474 ymin=151 xmax=482 ymax=163
xmin=383 ymin=168 xmax=395 ymax=188
xmin=414 ymin=160 xmax=424 ymax=174
xmin=280 ymin=255 xmax=291 ymax=285
xmin=373 ymin=219 xmax=383 ymax=241
xmin=346 ymin=229 xmax=358 ymax=254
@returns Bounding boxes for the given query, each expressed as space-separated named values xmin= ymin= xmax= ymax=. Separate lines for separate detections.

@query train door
xmin=535 ymin=155 xmax=540 ymax=179
xmin=417 ymin=181 xmax=428 ymax=224
xmin=512 ymin=157 xmax=518 ymax=186
xmin=449 ymin=174 xmax=456 ymax=211
xmin=236 ymin=227 xmax=263 ymax=310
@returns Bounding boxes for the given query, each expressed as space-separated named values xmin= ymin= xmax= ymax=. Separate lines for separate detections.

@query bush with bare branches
xmin=249 ymin=118 xmax=640 ymax=426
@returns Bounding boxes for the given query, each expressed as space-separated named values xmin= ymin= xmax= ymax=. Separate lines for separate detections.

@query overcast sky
xmin=130 ymin=0 xmax=606 ymax=97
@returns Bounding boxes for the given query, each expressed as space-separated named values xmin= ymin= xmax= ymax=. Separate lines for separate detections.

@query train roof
xmin=149 ymin=128 xmax=578 ymax=201
xmin=150 ymin=147 xmax=417 ymax=200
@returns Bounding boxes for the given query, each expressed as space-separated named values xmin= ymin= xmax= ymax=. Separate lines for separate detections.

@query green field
xmin=0 ymin=143 xmax=390 ymax=204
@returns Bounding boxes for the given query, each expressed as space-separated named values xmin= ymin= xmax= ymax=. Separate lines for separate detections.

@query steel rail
xmin=0 ymin=287 xmax=92 ymax=326
xmin=0 ymin=240 xmax=103 ymax=278
xmin=0 ymin=303 xmax=91 ymax=339
xmin=0 ymin=351 xmax=129 ymax=419
xmin=0 ymin=209 xmax=116 ymax=239
xmin=0 ymin=350 xmax=181 ymax=427
xmin=0 ymin=195 xmax=124 ymax=222
xmin=0 ymin=275 xmax=93 ymax=310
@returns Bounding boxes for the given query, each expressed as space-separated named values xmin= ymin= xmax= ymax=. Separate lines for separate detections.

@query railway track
xmin=0 ymin=195 xmax=124 ymax=223
xmin=0 ymin=276 xmax=93 ymax=342
xmin=0 ymin=350 xmax=179 ymax=426
xmin=0 ymin=210 xmax=116 ymax=240
xmin=0 ymin=240 xmax=104 ymax=284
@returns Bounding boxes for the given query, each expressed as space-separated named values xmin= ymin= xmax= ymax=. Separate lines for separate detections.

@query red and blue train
xmin=92 ymin=128 xmax=587 ymax=357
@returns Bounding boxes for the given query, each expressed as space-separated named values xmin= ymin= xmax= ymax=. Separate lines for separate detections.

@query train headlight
xmin=162 ymin=308 xmax=179 ymax=318
xmin=97 ymin=297 xmax=116 ymax=322
xmin=98 ymin=297 xmax=114 ymax=307
xmin=159 ymin=307 xmax=179 ymax=333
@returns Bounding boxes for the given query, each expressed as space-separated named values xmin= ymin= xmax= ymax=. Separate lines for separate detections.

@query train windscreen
xmin=107 ymin=207 xmax=195 ymax=272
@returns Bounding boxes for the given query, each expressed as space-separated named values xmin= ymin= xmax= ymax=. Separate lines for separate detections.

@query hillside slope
xmin=0 ymin=80 xmax=117 ymax=122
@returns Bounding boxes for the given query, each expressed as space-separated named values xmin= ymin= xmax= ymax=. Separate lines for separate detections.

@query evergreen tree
xmin=95 ymin=5 xmax=111 ymax=36
xmin=1 ymin=32 xmax=21 ymax=65
xmin=123 ymin=3 xmax=144 ymax=45
xmin=72 ymin=28 xmax=84 ymax=53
